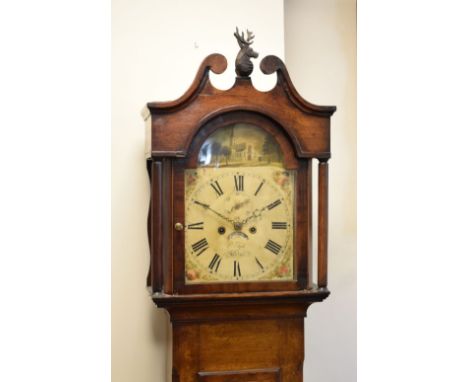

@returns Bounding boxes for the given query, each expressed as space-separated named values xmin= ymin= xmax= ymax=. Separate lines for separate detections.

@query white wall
xmin=285 ymin=1 xmax=357 ymax=381
xmin=112 ymin=1 xmax=284 ymax=381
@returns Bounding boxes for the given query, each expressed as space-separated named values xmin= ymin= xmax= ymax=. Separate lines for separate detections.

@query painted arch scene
xmin=198 ymin=123 xmax=284 ymax=167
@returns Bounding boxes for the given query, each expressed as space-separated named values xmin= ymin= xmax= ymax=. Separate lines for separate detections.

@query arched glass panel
xmin=198 ymin=123 xmax=284 ymax=167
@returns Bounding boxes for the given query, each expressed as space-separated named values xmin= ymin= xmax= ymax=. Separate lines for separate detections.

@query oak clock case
xmin=144 ymin=29 xmax=336 ymax=382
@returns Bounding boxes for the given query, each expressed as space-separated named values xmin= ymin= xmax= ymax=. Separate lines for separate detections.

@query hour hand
xmin=193 ymin=200 xmax=235 ymax=225
xmin=193 ymin=200 xmax=210 ymax=209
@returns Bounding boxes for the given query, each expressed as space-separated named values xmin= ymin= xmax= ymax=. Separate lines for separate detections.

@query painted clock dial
xmin=184 ymin=123 xmax=295 ymax=283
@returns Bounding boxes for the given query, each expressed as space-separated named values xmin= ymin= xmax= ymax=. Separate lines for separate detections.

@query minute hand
xmin=193 ymin=200 xmax=236 ymax=225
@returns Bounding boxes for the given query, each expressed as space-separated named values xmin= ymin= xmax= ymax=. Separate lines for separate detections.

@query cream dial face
xmin=184 ymin=166 xmax=295 ymax=283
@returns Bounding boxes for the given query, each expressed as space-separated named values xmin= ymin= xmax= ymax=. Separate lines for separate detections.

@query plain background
xmin=112 ymin=2 xmax=286 ymax=381
xmin=1 ymin=1 xmax=467 ymax=382
xmin=112 ymin=1 xmax=355 ymax=381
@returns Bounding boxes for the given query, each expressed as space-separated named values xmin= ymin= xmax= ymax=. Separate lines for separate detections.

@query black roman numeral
xmin=210 ymin=180 xmax=223 ymax=196
xmin=191 ymin=238 xmax=208 ymax=256
xmin=208 ymin=254 xmax=221 ymax=272
xmin=267 ymin=199 xmax=282 ymax=210
xmin=234 ymin=175 xmax=244 ymax=191
xmin=265 ymin=239 xmax=282 ymax=255
xmin=254 ymin=180 xmax=265 ymax=196
xmin=272 ymin=222 xmax=287 ymax=229
xmin=233 ymin=260 xmax=241 ymax=277
xmin=255 ymin=257 xmax=264 ymax=271
xmin=187 ymin=222 xmax=204 ymax=230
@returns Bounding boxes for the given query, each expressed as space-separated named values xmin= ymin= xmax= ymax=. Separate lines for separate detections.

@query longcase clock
xmin=143 ymin=29 xmax=336 ymax=382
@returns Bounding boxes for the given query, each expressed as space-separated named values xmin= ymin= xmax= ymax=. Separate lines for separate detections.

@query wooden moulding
xmin=152 ymin=289 xmax=330 ymax=324
xmin=146 ymin=53 xmax=336 ymax=160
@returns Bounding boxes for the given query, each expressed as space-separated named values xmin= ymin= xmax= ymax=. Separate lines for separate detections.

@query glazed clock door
xmin=185 ymin=123 xmax=294 ymax=284
xmin=173 ymin=112 xmax=311 ymax=294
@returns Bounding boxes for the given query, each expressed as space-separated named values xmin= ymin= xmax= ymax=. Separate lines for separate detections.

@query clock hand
xmin=193 ymin=200 xmax=209 ymax=209
xmin=240 ymin=204 xmax=270 ymax=225
xmin=193 ymin=200 xmax=236 ymax=225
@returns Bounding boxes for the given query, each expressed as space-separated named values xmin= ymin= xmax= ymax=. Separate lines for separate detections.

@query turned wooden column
xmin=317 ymin=159 xmax=329 ymax=288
